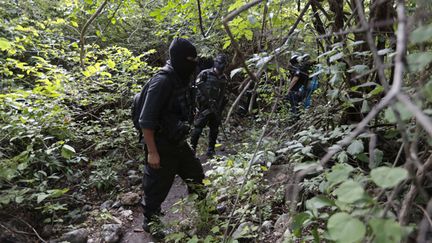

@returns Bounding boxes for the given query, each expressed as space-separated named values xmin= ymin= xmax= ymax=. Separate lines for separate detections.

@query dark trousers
xmin=190 ymin=112 xmax=220 ymax=151
xmin=142 ymin=142 xmax=204 ymax=219
xmin=286 ymin=91 xmax=302 ymax=114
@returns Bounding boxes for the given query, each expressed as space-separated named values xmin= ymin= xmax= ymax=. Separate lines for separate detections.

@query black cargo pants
xmin=190 ymin=112 xmax=220 ymax=151
xmin=142 ymin=141 xmax=205 ymax=219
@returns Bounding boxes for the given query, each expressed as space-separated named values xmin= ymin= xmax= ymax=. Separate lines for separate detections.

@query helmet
xmin=290 ymin=54 xmax=299 ymax=65
xmin=299 ymin=54 xmax=310 ymax=63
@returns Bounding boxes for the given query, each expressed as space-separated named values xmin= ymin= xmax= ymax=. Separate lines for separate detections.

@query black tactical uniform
xmin=138 ymin=38 xmax=204 ymax=237
xmin=190 ymin=55 xmax=228 ymax=156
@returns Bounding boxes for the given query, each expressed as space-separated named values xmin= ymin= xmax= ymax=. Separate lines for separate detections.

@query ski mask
xmin=169 ymin=38 xmax=198 ymax=80
xmin=214 ymin=54 xmax=227 ymax=73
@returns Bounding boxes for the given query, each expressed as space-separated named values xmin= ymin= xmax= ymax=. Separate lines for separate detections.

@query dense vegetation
xmin=0 ymin=0 xmax=431 ymax=242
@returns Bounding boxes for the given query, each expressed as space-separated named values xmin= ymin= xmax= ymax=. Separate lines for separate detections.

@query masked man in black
xmin=190 ymin=54 xmax=228 ymax=157
xmin=137 ymin=38 xmax=204 ymax=238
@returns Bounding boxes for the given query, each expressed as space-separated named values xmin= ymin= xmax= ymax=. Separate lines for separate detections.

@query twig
xmin=392 ymin=142 xmax=404 ymax=167
xmin=80 ymin=0 xmax=109 ymax=68
xmin=399 ymin=154 xmax=432 ymax=225
xmin=415 ymin=203 xmax=432 ymax=229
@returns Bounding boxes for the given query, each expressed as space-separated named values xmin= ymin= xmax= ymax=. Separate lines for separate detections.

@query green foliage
xmin=327 ymin=212 xmax=366 ymax=243
xmin=370 ymin=166 xmax=408 ymax=189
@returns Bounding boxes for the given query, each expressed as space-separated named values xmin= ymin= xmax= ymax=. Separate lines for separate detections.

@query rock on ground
xmin=101 ymin=224 xmax=122 ymax=243
xmin=60 ymin=228 xmax=89 ymax=243
xmin=120 ymin=192 xmax=140 ymax=206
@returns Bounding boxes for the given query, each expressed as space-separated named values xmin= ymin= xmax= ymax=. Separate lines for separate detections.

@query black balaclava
xmin=214 ymin=54 xmax=227 ymax=73
xmin=169 ymin=37 xmax=197 ymax=80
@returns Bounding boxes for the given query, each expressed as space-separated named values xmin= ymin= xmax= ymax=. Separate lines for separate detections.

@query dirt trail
xmin=121 ymin=176 xmax=188 ymax=243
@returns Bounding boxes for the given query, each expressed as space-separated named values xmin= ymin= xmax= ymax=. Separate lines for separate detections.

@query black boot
xmin=142 ymin=216 xmax=166 ymax=240
xmin=206 ymin=147 xmax=215 ymax=157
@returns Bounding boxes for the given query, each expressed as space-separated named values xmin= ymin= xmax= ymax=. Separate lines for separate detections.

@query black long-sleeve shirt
xmin=138 ymin=63 xmax=193 ymax=144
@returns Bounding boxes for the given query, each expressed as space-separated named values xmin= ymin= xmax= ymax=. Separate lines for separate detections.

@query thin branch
xmin=399 ymin=154 xmax=432 ymax=225
xmin=283 ymin=0 xmax=312 ymax=45
xmin=204 ymin=0 xmax=225 ymax=37
xmin=80 ymin=0 xmax=109 ymax=68
xmin=197 ymin=0 xmax=206 ymax=38
xmin=101 ymin=0 xmax=124 ymax=34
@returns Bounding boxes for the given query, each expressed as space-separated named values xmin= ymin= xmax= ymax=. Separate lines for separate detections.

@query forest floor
xmin=120 ymin=176 xmax=189 ymax=243
xmin=119 ymin=154 xmax=215 ymax=243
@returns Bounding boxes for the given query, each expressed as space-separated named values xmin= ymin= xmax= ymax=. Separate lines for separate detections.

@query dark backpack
xmin=131 ymin=69 xmax=173 ymax=142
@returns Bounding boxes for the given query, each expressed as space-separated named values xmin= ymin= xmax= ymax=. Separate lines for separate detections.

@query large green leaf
xmin=410 ymin=23 xmax=432 ymax=44
xmin=370 ymin=166 xmax=408 ymax=188
xmin=327 ymin=212 xmax=366 ymax=243
xmin=326 ymin=163 xmax=354 ymax=186
xmin=347 ymin=140 xmax=364 ymax=155
xmin=333 ymin=180 xmax=364 ymax=203
xmin=407 ymin=52 xmax=432 ymax=72
xmin=0 ymin=38 xmax=12 ymax=51
xmin=384 ymin=102 xmax=413 ymax=123
xmin=306 ymin=196 xmax=334 ymax=216
xmin=369 ymin=218 xmax=402 ymax=243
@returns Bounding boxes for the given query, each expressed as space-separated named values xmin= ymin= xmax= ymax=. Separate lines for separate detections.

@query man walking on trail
xmin=190 ymin=54 xmax=228 ymax=157
xmin=137 ymin=37 xmax=204 ymax=238
xmin=286 ymin=54 xmax=312 ymax=115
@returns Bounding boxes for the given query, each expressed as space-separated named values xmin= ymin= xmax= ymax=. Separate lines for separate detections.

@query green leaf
xmin=384 ymin=103 xmax=413 ymax=123
xmin=47 ymin=188 xmax=69 ymax=198
xmin=329 ymin=52 xmax=344 ymax=63
xmin=292 ymin=212 xmax=311 ymax=237
xmin=0 ymin=38 xmax=12 ymax=51
xmin=337 ymin=151 xmax=348 ymax=163
xmin=369 ymin=149 xmax=384 ymax=169
xmin=410 ymin=23 xmax=432 ymax=44
xmin=361 ymin=100 xmax=370 ymax=113
xmin=369 ymin=218 xmax=402 ymax=243
xmin=407 ymin=52 xmax=432 ymax=72
xmin=326 ymin=163 xmax=354 ymax=186
xmin=107 ymin=59 xmax=116 ymax=69
xmin=333 ymin=180 xmax=364 ymax=203
xmin=348 ymin=64 xmax=368 ymax=73
xmin=230 ymin=67 xmax=244 ymax=78
xmin=306 ymin=196 xmax=334 ymax=216
xmin=327 ymin=213 xmax=366 ymax=243
xmin=61 ymin=144 xmax=76 ymax=159
xmin=211 ymin=226 xmax=220 ymax=233
xmin=347 ymin=140 xmax=364 ymax=155
xmin=370 ymin=166 xmax=408 ymax=188
xmin=424 ymin=79 xmax=432 ymax=102
xmin=37 ymin=193 xmax=50 ymax=204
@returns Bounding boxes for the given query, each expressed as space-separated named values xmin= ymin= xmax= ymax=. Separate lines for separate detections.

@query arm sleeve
xmin=138 ymin=75 xmax=172 ymax=129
